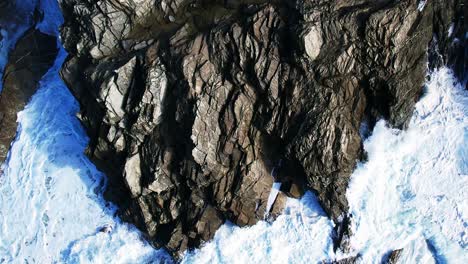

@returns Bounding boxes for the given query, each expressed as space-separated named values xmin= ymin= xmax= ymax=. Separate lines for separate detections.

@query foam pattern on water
xmin=182 ymin=192 xmax=335 ymax=263
xmin=0 ymin=46 xmax=171 ymax=263
xmin=0 ymin=2 xmax=171 ymax=262
xmin=183 ymin=69 xmax=467 ymax=263
xmin=347 ymin=68 xmax=468 ymax=263
xmin=0 ymin=0 xmax=466 ymax=262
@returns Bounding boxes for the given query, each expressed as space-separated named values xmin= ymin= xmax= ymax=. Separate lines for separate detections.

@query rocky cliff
xmin=57 ymin=0 xmax=466 ymax=257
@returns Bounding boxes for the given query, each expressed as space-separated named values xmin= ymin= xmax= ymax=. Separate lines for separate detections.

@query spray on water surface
xmin=0 ymin=0 xmax=466 ymax=263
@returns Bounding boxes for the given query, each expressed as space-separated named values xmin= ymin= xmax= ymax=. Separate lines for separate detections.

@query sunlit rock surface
xmin=58 ymin=0 xmax=466 ymax=255
xmin=0 ymin=1 xmax=172 ymax=262
xmin=182 ymin=68 xmax=467 ymax=263
xmin=0 ymin=0 xmax=466 ymax=262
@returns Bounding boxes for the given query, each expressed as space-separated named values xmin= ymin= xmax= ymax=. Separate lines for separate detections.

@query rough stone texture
xmin=384 ymin=248 xmax=404 ymax=264
xmin=430 ymin=0 xmax=467 ymax=85
xmin=58 ymin=0 xmax=465 ymax=257
xmin=0 ymin=28 xmax=58 ymax=164
xmin=323 ymin=255 xmax=360 ymax=264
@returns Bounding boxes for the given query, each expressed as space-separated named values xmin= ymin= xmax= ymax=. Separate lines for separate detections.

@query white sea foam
xmin=0 ymin=0 xmax=466 ymax=262
xmin=418 ymin=0 xmax=427 ymax=11
xmin=182 ymin=192 xmax=335 ymax=263
xmin=0 ymin=2 xmax=171 ymax=263
xmin=0 ymin=46 xmax=171 ymax=264
xmin=183 ymin=68 xmax=467 ymax=263
xmin=265 ymin=182 xmax=282 ymax=218
xmin=346 ymin=68 xmax=468 ymax=263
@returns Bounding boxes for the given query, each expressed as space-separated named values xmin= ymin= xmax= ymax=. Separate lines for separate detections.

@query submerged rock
xmin=0 ymin=28 xmax=58 ymax=163
xmin=57 ymin=0 xmax=465 ymax=257
xmin=384 ymin=248 xmax=404 ymax=264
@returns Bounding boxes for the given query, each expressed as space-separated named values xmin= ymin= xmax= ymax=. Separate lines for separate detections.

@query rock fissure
xmin=55 ymin=0 xmax=466 ymax=258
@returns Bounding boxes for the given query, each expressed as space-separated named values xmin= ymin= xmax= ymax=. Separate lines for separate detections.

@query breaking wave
xmin=347 ymin=68 xmax=468 ymax=263
xmin=0 ymin=0 xmax=466 ymax=263
xmin=183 ymin=69 xmax=468 ymax=263
xmin=0 ymin=1 xmax=171 ymax=263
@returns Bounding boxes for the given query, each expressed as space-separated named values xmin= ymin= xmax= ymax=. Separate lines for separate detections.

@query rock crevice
xmin=57 ymin=0 xmax=466 ymax=257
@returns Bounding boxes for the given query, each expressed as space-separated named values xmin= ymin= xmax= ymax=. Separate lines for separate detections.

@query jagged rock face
xmin=326 ymin=255 xmax=360 ymax=264
xmin=384 ymin=249 xmax=404 ymax=264
xmin=430 ymin=0 xmax=467 ymax=85
xmin=58 ymin=0 xmax=464 ymax=256
xmin=0 ymin=28 xmax=58 ymax=164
